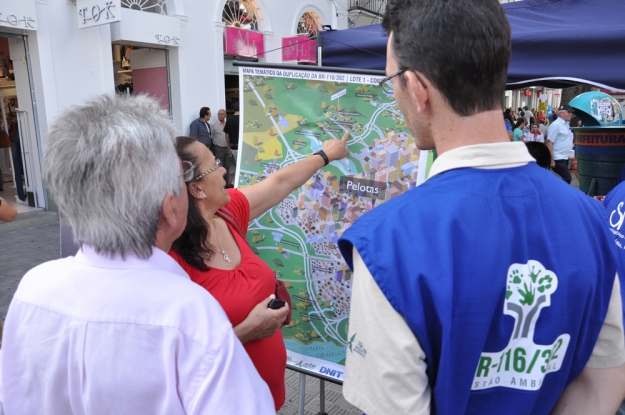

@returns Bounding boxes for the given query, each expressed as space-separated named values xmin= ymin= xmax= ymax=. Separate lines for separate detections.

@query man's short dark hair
xmin=383 ymin=0 xmax=511 ymax=117
xmin=199 ymin=107 xmax=210 ymax=118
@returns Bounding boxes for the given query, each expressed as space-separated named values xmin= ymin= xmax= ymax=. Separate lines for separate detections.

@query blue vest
xmin=339 ymin=163 xmax=617 ymax=415
xmin=602 ymin=182 xmax=625 ymax=325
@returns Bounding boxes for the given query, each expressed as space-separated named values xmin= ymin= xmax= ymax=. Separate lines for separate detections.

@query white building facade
xmin=0 ymin=0 xmax=349 ymax=211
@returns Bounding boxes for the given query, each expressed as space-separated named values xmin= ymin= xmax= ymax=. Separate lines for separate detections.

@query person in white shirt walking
xmin=0 ymin=95 xmax=275 ymax=415
xmin=538 ymin=118 xmax=549 ymax=140
xmin=547 ymin=104 xmax=575 ymax=183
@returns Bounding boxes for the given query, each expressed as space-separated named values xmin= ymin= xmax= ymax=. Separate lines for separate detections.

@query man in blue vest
xmin=337 ymin=1 xmax=625 ymax=414
xmin=602 ymin=182 xmax=625 ymax=415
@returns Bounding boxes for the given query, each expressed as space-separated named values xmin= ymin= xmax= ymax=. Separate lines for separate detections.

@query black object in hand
xmin=268 ymin=299 xmax=286 ymax=310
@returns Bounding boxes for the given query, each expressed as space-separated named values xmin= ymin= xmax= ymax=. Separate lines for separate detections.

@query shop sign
xmin=0 ymin=0 xmax=37 ymax=30
xmin=224 ymin=27 xmax=264 ymax=58
xmin=111 ymin=8 xmax=180 ymax=47
xmin=523 ymin=89 xmax=533 ymax=97
xmin=282 ymin=35 xmax=315 ymax=64
xmin=77 ymin=0 xmax=121 ymax=29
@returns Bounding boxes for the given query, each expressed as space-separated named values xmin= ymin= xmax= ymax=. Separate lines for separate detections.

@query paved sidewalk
xmin=0 ymin=222 xmax=60 ymax=323
xmin=0 ymin=222 xmax=361 ymax=415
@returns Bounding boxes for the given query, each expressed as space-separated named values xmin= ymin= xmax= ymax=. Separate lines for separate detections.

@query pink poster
xmin=224 ymin=27 xmax=264 ymax=58
xmin=281 ymin=35 xmax=316 ymax=63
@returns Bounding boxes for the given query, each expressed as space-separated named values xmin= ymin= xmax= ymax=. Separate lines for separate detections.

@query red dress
xmin=170 ymin=189 xmax=286 ymax=410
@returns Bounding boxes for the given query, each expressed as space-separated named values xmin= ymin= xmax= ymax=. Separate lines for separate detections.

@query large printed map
xmin=235 ymin=66 xmax=429 ymax=381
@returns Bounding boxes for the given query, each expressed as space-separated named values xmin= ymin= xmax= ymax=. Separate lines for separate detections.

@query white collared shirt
xmin=0 ymin=246 xmax=274 ymax=415
xmin=547 ymin=117 xmax=573 ymax=160
xmin=343 ymin=142 xmax=625 ymax=415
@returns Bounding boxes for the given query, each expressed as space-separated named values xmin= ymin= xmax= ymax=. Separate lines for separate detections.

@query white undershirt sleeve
xmin=343 ymin=247 xmax=431 ymax=415
xmin=586 ymin=274 xmax=625 ymax=369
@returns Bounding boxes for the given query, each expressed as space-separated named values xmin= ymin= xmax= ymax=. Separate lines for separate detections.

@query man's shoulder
xmin=15 ymin=256 xmax=230 ymax=334
xmin=605 ymin=182 xmax=625 ymax=211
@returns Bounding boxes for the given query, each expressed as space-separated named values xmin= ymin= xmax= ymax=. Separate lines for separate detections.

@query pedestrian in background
xmin=538 ymin=118 xmax=549 ymax=139
xmin=513 ymin=118 xmax=525 ymax=141
xmin=189 ymin=106 xmax=212 ymax=148
xmin=210 ymin=109 xmax=231 ymax=187
xmin=525 ymin=123 xmax=545 ymax=143
xmin=547 ymin=104 xmax=575 ymax=183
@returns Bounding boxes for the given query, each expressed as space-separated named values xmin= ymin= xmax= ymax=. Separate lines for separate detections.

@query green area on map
xmin=237 ymin=72 xmax=422 ymax=365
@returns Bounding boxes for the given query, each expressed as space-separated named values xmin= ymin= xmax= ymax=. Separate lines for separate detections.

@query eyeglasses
xmin=193 ymin=158 xmax=222 ymax=181
xmin=181 ymin=161 xmax=195 ymax=183
xmin=378 ymin=68 xmax=428 ymax=95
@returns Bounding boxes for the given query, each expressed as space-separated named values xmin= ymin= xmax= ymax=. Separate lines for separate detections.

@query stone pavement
xmin=0 ymin=222 xmax=60 ymax=323
xmin=0 ymin=222 xmax=361 ymax=415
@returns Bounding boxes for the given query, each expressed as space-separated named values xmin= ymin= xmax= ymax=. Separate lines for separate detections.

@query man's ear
xmin=404 ymin=70 xmax=430 ymax=114
xmin=160 ymin=193 xmax=178 ymax=229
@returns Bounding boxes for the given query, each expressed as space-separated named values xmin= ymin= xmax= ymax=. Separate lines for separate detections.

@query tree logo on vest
xmin=472 ymin=260 xmax=570 ymax=391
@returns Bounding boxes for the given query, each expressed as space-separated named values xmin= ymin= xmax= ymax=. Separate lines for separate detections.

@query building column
xmin=213 ymin=21 xmax=227 ymax=111
xmin=263 ymin=30 xmax=276 ymax=63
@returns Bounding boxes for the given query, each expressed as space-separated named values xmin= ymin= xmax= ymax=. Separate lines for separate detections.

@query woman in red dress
xmin=170 ymin=134 xmax=349 ymax=410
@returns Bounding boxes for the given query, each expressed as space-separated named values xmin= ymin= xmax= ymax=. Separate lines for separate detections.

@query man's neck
xmin=432 ymin=109 xmax=511 ymax=156
xmin=155 ymin=232 xmax=173 ymax=253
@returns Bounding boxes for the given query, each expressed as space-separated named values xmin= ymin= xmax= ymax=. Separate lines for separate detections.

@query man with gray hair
xmin=0 ymin=95 xmax=275 ymax=414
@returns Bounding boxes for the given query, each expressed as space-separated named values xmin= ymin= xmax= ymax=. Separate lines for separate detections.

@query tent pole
xmin=317 ymin=36 xmax=323 ymax=67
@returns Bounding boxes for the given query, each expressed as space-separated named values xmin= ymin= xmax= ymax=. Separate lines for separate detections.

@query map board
xmin=234 ymin=65 xmax=430 ymax=382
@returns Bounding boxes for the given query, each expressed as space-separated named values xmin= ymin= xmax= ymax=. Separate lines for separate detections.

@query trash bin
xmin=574 ymin=127 xmax=625 ymax=195
xmin=570 ymin=92 xmax=624 ymax=195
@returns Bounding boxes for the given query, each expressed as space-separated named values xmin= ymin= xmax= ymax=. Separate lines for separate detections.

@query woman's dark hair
xmin=514 ymin=119 xmax=525 ymax=129
xmin=525 ymin=142 xmax=551 ymax=169
xmin=571 ymin=116 xmax=583 ymax=127
xmin=172 ymin=136 xmax=215 ymax=271
xmin=504 ymin=108 xmax=514 ymax=126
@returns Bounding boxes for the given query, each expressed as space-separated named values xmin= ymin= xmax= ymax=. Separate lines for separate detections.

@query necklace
xmin=212 ymin=221 xmax=232 ymax=267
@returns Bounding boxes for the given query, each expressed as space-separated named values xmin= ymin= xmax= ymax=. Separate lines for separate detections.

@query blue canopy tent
xmin=319 ymin=0 xmax=625 ymax=91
